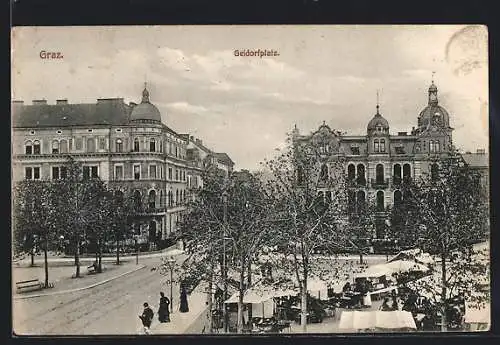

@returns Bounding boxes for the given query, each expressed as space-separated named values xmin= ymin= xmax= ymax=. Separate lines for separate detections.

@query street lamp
xmin=59 ymin=235 xmax=65 ymax=255
xmin=164 ymin=256 xmax=176 ymax=314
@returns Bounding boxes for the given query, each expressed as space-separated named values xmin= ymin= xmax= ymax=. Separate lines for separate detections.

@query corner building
xmin=293 ymin=81 xmax=487 ymax=238
xmin=12 ymin=86 xmax=234 ymax=248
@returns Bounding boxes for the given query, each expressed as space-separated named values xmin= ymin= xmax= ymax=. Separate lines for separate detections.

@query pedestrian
xmin=158 ymin=292 xmax=171 ymax=323
xmin=179 ymin=284 xmax=189 ymax=313
xmin=139 ymin=302 xmax=154 ymax=334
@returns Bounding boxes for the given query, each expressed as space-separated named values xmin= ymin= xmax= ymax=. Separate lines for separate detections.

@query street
xmin=13 ymin=256 xmax=184 ymax=335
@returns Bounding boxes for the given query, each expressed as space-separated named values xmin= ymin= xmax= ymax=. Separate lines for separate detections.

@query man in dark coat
xmin=158 ymin=292 xmax=171 ymax=322
xmin=179 ymin=285 xmax=189 ymax=313
xmin=139 ymin=302 xmax=154 ymax=334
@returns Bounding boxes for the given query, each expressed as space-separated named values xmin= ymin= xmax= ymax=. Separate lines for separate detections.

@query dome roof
xmin=418 ymin=104 xmax=450 ymax=128
xmin=367 ymin=107 xmax=389 ymax=131
xmin=130 ymin=86 xmax=162 ymax=122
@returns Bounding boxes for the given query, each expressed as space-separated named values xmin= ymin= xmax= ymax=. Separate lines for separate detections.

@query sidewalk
xmin=151 ymin=284 xmax=209 ymax=334
xmin=13 ymin=262 xmax=146 ymax=299
xmin=13 ymin=247 xmax=184 ymax=267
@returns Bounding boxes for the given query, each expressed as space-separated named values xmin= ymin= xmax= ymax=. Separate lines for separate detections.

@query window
xmin=33 ymin=140 xmax=41 ymax=154
xmin=25 ymin=141 xmax=33 ymax=154
xmin=376 ymin=191 xmax=384 ymax=211
xmin=133 ymin=190 xmax=142 ymax=211
xmin=356 ymin=164 xmax=366 ymax=185
xmin=347 ymin=164 xmax=355 ymax=180
xmin=99 ymin=137 xmax=106 ymax=150
xmin=175 ymin=169 xmax=179 ymax=181
xmin=115 ymin=165 xmax=123 ymax=180
xmin=380 ymin=139 xmax=386 ymax=152
xmin=52 ymin=167 xmax=60 ymax=179
xmin=134 ymin=138 xmax=140 ymax=152
xmin=150 ymin=139 xmax=156 ymax=152
xmin=429 ymin=141 xmax=435 ymax=153
xmin=395 ymin=146 xmax=405 ymax=154
xmin=415 ymin=144 xmax=421 ymax=153
xmin=52 ymin=140 xmax=59 ymax=154
xmin=376 ymin=164 xmax=384 ymax=183
xmin=169 ymin=142 xmax=173 ymax=154
xmin=176 ymin=190 xmax=179 ymax=205
xmin=168 ymin=167 xmax=173 ymax=180
xmin=75 ymin=138 xmax=82 ymax=150
xmin=83 ymin=166 xmax=98 ymax=179
xmin=148 ymin=190 xmax=156 ymax=209
xmin=61 ymin=166 xmax=67 ymax=179
xmin=25 ymin=167 xmax=40 ymax=180
xmin=134 ymin=164 xmax=141 ymax=180
xmin=374 ymin=139 xmax=380 ymax=153
xmin=403 ymin=164 xmax=411 ymax=180
xmin=394 ymin=190 xmax=403 ymax=205
xmin=320 ymin=164 xmax=328 ymax=181
xmin=351 ymin=146 xmax=360 ymax=155
xmin=116 ymin=138 xmax=123 ymax=153
xmin=393 ymin=164 xmax=402 ymax=184
xmin=91 ymin=166 xmax=98 ymax=178
xmin=60 ymin=140 xmax=68 ymax=153
xmin=83 ymin=166 xmax=90 ymax=179
xmin=86 ymin=138 xmax=95 ymax=153
xmin=149 ymin=165 xmax=157 ymax=179
xmin=160 ymin=141 xmax=164 ymax=153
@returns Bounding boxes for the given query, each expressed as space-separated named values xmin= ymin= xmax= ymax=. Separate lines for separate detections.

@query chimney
xmin=477 ymin=149 xmax=485 ymax=154
xmin=32 ymin=99 xmax=47 ymax=105
xmin=56 ymin=99 xmax=68 ymax=105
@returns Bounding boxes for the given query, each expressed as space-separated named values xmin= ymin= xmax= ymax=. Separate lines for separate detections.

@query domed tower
xmin=367 ymin=103 xmax=390 ymax=155
xmin=130 ymin=84 xmax=163 ymax=124
xmin=414 ymin=79 xmax=453 ymax=155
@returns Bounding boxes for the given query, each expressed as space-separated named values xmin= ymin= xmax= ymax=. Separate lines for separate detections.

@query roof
xmin=12 ymin=100 xmax=131 ymax=128
xmin=130 ymin=102 xmax=162 ymax=122
xmin=215 ymin=152 xmax=234 ymax=166
xmin=462 ymin=152 xmax=489 ymax=168
xmin=367 ymin=113 xmax=389 ymax=131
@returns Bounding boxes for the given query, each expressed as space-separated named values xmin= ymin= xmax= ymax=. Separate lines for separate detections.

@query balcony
xmin=371 ymin=178 xmax=390 ymax=189
xmin=347 ymin=178 xmax=367 ymax=188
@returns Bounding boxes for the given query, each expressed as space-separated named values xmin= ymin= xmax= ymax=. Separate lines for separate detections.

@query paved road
xmin=13 ymin=256 xmax=185 ymax=335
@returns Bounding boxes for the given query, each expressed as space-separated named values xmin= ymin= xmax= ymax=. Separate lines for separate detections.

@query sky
xmin=11 ymin=25 xmax=488 ymax=171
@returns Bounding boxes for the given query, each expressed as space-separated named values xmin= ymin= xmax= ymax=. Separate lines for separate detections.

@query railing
xmin=371 ymin=178 xmax=389 ymax=188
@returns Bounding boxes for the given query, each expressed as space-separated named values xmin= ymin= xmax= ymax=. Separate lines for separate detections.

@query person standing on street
xmin=158 ymin=292 xmax=171 ymax=322
xmin=139 ymin=302 xmax=154 ymax=334
xmin=179 ymin=284 xmax=189 ymax=313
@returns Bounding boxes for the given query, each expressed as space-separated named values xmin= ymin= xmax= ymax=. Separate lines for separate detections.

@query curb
xmin=13 ymin=265 xmax=147 ymax=300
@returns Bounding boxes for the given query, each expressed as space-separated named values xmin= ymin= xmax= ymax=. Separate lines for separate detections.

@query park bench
xmin=16 ymin=279 xmax=43 ymax=293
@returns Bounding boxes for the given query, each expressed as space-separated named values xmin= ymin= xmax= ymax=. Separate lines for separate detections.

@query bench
xmin=16 ymin=279 xmax=43 ymax=293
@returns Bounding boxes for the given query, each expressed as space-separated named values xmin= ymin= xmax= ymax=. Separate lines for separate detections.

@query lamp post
xmin=165 ymin=256 xmax=176 ymax=314
xmin=134 ymin=234 xmax=139 ymax=265
xmin=222 ymin=190 xmax=228 ymax=333
xmin=59 ymin=235 xmax=65 ymax=255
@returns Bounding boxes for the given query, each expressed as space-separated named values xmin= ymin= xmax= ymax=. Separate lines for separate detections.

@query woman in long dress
xmin=179 ymin=285 xmax=189 ymax=313
xmin=158 ymin=292 xmax=170 ymax=322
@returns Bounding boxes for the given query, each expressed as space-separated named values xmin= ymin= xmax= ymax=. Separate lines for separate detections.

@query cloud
xmin=165 ymin=102 xmax=209 ymax=114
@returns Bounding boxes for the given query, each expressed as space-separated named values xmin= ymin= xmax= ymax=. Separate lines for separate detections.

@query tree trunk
xmin=30 ymin=247 xmax=35 ymax=267
xmin=116 ymin=230 xmax=120 ymax=265
xmin=44 ymin=236 xmax=49 ymax=288
xmin=98 ymin=238 xmax=102 ymax=273
xmin=301 ymin=283 xmax=308 ymax=332
xmin=237 ymin=265 xmax=245 ymax=333
xmin=247 ymin=260 xmax=252 ymax=322
xmin=440 ymin=251 xmax=447 ymax=332
xmin=75 ymin=237 xmax=81 ymax=278
xmin=359 ymin=251 xmax=364 ymax=265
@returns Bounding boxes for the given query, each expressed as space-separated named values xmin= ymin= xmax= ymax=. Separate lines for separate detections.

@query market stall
xmin=338 ymin=310 xmax=417 ymax=332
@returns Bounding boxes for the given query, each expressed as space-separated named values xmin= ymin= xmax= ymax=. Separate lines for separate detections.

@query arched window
xmin=175 ymin=190 xmax=179 ymax=205
xmin=348 ymin=164 xmax=356 ymax=181
xmin=116 ymin=138 xmax=123 ymax=153
xmin=356 ymin=190 xmax=366 ymax=212
xmin=430 ymin=141 xmax=435 ymax=153
xmin=33 ymin=140 xmax=41 ymax=154
xmin=169 ymin=191 xmax=173 ymax=206
xmin=160 ymin=140 xmax=164 ymax=153
xmin=60 ymin=139 xmax=68 ymax=153
xmin=148 ymin=190 xmax=156 ymax=209
xmin=356 ymin=164 xmax=366 ymax=185
xmin=25 ymin=140 xmax=33 ymax=155
xmin=435 ymin=140 xmax=440 ymax=152
xmin=149 ymin=138 xmax=156 ymax=152
xmin=394 ymin=190 xmax=402 ymax=206
xmin=376 ymin=164 xmax=384 ymax=183
xmin=376 ymin=191 xmax=384 ymax=211
xmin=380 ymin=139 xmax=386 ymax=152
xmin=431 ymin=163 xmax=439 ymax=181
xmin=393 ymin=164 xmax=402 ymax=184
xmin=159 ymin=190 xmax=164 ymax=207
xmin=134 ymin=138 xmax=140 ymax=152
xmin=133 ymin=190 xmax=142 ymax=211
xmin=320 ymin=164 xmax=328 ymax=181
xmin=403 ymin=163 xmax=411 ymax=180
xmin=86 ymin=138 xmax=95 ymax=153
xmin=374 ymin=139 xmax=380 ymax=153
xmin=52 ymin=140 xmax=60 ymax=154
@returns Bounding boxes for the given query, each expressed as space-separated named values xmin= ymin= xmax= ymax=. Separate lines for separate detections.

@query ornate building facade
xmin=293 ymin=81 xmax=488 ymax=238
xmin=12 ymin=86 xmax=234 ymax=248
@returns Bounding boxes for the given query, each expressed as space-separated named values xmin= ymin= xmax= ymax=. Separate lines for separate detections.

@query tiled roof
xmin=12 ymin=100 xmax=132 ymax=128
xmin=215 ymin=152 xmax=234 ymax=166
xmin=462 ymin=153 xmax=489 ymax=168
